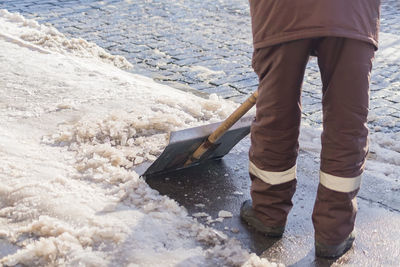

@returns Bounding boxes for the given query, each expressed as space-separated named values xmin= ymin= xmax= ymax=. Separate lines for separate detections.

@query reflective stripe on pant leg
xmin=320 ymin=171 xmax=362 ymax=193
xmin=249 ymin=161 xmax=296 ymax=185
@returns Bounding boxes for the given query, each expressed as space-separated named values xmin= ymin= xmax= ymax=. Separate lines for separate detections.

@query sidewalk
xmin=0 ymin=0 xmax=399 ymax=132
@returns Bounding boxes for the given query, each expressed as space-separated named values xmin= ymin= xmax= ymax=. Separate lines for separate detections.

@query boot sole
xmin=315 ymin=234 xmax=355 ymax=258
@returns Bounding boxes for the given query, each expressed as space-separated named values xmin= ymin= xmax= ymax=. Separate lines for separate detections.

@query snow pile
xmin=45 ymin=111 xmax=171 ymax=169
xmin=365 ymin=132 xmax=400 ymax=180
xmin=43 ymin=91 xmax=239 ymax=171
xmin=369 ymin=132 xmax=400 ymax=165
xmin=0 ymin=10 xmax=277 ymax=267
xmin=0 ymin=9 xmax=132 ymax=69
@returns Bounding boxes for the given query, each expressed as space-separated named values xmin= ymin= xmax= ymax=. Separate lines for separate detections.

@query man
xmin=240 ymin=0 xmax=381 ymax=258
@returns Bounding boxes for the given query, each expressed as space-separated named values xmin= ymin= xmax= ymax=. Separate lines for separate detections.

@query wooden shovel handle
xmin=184 ymin=90 xmax=258 ymax=166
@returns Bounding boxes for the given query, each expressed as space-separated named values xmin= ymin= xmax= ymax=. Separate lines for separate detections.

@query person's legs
xmin=247 ymin=39 xmax=312 ymax=230
xmin=313 ymin=37 xmax=375 ymax=256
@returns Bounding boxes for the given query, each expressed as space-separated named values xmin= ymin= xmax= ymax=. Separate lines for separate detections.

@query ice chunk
xmin=192 ymin=212 xmax=209 ymax=218
xmin=218 ymin=210 xmax=233 ymax=218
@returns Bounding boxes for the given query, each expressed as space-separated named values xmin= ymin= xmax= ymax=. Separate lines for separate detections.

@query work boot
xmin=315 ymin=231 xmax=356 ymax=258
xmin=240 ymin=200 xmax=285 ymax=237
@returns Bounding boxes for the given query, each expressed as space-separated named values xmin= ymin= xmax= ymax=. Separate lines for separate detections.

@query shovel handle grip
xmin=185 ymin=90 xmax=258 ymax=166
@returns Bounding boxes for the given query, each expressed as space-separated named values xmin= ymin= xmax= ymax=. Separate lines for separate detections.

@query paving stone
xmin=307 ymin=110 xmax=323 ymax=124
xmin=231 ymin=78 xmax=259 ymax=90
xmin=371 ymin=98 xmax=397 ymax=108
xmin=386 ymin=93 xmax=400 ymax=103
xmin=302 ymin=96 xmax=320 ymax=107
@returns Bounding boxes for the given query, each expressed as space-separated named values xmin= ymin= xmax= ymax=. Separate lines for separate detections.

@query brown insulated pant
xmin=249 ymin=37 xmax=375 ymax=245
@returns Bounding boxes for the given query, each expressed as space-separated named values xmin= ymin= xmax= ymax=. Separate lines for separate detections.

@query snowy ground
xmin=1 ymin=9 xmax=400 ymax=267
xmin=0 ymin=10 xmax=276 ymax=266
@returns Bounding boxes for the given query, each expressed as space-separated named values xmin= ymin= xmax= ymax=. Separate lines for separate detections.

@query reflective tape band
xmin=320 ymin=171 xmax=362 ymax=193
xmin=249 ymin=161 xmax=296 ymax=185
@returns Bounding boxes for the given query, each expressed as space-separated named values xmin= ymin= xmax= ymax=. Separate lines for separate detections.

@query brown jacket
xmin=249 ymin=0 xmax=380 ymax=49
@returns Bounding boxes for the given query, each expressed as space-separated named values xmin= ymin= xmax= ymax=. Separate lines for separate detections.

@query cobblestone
xmin=0 ymin=0 xmax=400 ymax=132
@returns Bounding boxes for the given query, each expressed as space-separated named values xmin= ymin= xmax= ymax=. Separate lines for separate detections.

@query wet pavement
xmin=147 ymin=137 xmax=400 ymax=266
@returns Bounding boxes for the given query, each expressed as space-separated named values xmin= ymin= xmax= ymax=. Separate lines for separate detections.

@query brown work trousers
xmin=249 ymin=37 xmax=375 ymax=245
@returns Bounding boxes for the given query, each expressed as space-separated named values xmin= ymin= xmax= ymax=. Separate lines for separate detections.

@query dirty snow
xmin=0 ymin=10 xmax=280 ymax=267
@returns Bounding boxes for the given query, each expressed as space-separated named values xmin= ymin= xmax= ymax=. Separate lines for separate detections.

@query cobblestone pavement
xmin=1 ymin=0 xmax=400 ymax=132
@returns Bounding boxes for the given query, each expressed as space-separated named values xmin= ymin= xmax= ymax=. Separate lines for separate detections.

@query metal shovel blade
xmin=137 ymin=115 xmax=253 ymax=178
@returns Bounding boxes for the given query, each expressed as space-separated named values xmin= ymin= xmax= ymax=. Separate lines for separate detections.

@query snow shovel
xmin=137 ymin=91 xmax=258 ymax=178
